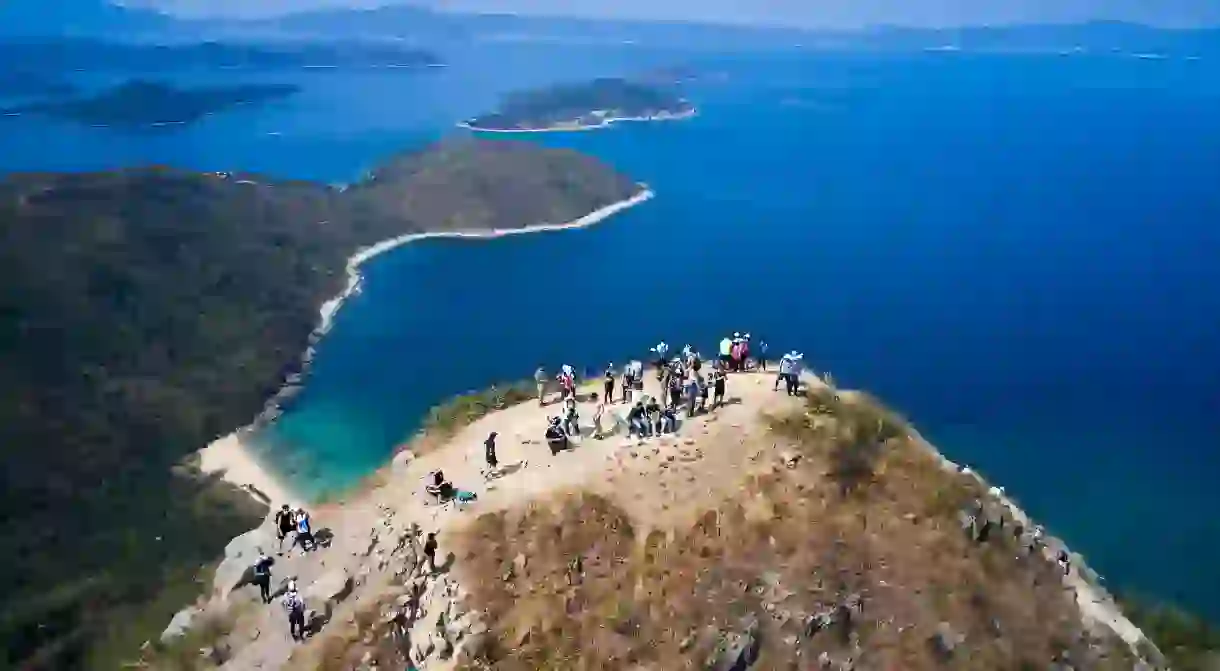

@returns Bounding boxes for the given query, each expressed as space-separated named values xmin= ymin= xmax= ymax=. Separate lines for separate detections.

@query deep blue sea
xmin=4 ymin=45 xmax=1218 ymax=619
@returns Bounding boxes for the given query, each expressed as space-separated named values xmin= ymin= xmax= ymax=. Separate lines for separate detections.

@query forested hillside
xmin=0 ymin=139 xmax=641 ymax=668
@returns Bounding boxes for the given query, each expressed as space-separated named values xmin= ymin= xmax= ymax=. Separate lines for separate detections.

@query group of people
xmin=273 ymin=504 xmax=316 ymax=556
xmin=528 ymin=332 xmax=793 ymax=445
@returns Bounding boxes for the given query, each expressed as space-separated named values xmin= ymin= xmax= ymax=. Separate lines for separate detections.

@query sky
xmin=126 ymin=0 xmax=1220 ymax=28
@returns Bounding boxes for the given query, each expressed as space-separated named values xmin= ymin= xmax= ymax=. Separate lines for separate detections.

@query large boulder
xmin=160 ymin=605 xmax=202 ymax=642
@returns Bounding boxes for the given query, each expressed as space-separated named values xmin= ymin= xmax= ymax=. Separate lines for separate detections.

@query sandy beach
xmin=198 ymin=430 xmax=299 ymax=508
xmin=196 ymin=187 xmax=654 ymax=506
xmin=456 ymin=107 xmax=698 ymax=134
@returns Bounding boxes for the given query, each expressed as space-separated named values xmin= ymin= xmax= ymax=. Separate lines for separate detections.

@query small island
xmin=460 ymin=77 xmax=696 ymax=132
xmin=2 ymin=79 xmax=299 ymax=127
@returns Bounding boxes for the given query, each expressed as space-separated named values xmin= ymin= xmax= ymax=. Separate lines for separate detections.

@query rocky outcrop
xmin=212 ymin=520 xmax=276 ymax=596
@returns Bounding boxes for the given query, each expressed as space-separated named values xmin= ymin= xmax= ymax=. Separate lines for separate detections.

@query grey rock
xmin=928 ymin=622 xmax=962 ymax=662
xmin=708 ymin=615 xmax=761 ymax=671
xmin=160 ymin=605 xmax=202 ymax=642
xmin=213 ymin=523 xmax=276 ymax=595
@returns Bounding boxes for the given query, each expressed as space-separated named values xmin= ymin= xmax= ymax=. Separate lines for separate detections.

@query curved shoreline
xmin=457 ymin=107 xmax=698 ymax=134
xmin=194 ymin=186 xmax=655 ymax=507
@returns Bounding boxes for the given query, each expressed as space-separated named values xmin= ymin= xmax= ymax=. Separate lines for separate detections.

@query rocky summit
xmin=148 ymin=369 xmax=1164 ymax=670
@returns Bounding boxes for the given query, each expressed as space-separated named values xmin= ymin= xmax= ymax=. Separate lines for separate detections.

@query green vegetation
xmin=464 ymin=77 xmax=695 ymax=131
xmin=0 ymin=138 xmax=640 ymax=668
xmin=3 ymin=80 xmax=300 ymax=127
xmin=422 ymin=382 xmax=537 ymax=439
xmin=1121 ymin=596 xmax=1220 ymax=670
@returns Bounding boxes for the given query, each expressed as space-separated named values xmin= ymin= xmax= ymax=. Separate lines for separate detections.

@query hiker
xmin=712 ymin=368 xmax=727 ymax=408
xmin=645 ymin=396 xmax=662 ymax=435
xmin=620 ymin=365 xmax=634 ymax=404
xmin=757 ymin=339 xmax=769 ymax=371
xmin=697 ymin=372 xmax=709 ymax=412
xmin=295 ymin=507 xmax=315 ymax=553
xmin=740 ymin=335 xmax=751 ymax=370
xmin=627 ymin=401 xmax=649 ymax=437
xmin=557 ymin=365 xmax=576 ymax=400
xmin=775 ymin=353 xmax=791 ymax=391
xmin=592 ymin=401 xmax=608 ymax=439
xmin=252 ymin=549 xmax=274 ymax=604
xmin=534 ymin=366 xmax=548 ymax=406
xmin=484 ymin=432 xmax=498 ymax=472
xmin=603 ymin=363 xmax=616 ymax=404
xmin=423 ymin=532 xmax=439 ymax=574
xmin=786 ymin=352 xmax=803 ymax=395
xmin=563 ymin=395 xmax=580 ymax=437
xmin=684 ymin=373 xmax=699 ymax=417
xmin=275 ymin=504 xmax=295 ymax=555
xmin=545 ymin=417 xmax=569 ymax=454
xmin=652 ymin=341 xmax=669 ymax=375
xmin=667 ymin=372 xmax=682 ymax=410
xmin=427 ymin=470 xmax=456 ymax=501
xmin=719 ymin=335 xmax=733 ymax=368
xmin=660 ymin=406 xmax=678 ymax=434
xmin=282 ymin=580 xmax=306 ymax=642
xmin=689 ymin=348 xmax=702 ymax=373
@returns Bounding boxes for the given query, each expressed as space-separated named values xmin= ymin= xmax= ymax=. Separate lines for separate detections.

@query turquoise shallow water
xmin=4 ymin=46 xmax=1218 ymax=618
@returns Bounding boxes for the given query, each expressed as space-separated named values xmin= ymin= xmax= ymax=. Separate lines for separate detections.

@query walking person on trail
xmin=620 ymin=365 xmax=634 ymax=404
xmin=534 ymin=366 xmax=548 ymax=406
xmin=282 ymin=580 xmax=306 ymax=642
xmin=484 ymin=431 xmax=498 ymax=472
xmin=558 ymin=365 xmax=576 ymax=400
xmin=712 ymin=367 xmax=727 ymax=408
xmin=603 ymin=363 xmax=616 ymax=404
xmin=719 ymin=335 xmax=733 ymax=368
xmin=252 ymin=549 xmax=274 ymax=604
xmin=423 ymin=532 xmax=439 ymax=574
xmin=275 ymin=504 xmax=295 ymax=556
xmin=757 ymin=339 xmax=769 ymax=371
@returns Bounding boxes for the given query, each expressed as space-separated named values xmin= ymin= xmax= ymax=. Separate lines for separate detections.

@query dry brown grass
xmin=452 ymin=389 xmax=1137 ymax=670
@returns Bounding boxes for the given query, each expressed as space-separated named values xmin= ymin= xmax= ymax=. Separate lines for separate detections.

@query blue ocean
xmin=4 ymin=45 xmax=1218 ymax=619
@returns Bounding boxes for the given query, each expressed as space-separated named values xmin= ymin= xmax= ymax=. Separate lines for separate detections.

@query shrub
xmin=422 ymin=381 xmax=536 ymax=438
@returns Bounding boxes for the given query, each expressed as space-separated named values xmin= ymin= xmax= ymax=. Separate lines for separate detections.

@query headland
xmin=157 ymin=367 xmax=1166 ymax=670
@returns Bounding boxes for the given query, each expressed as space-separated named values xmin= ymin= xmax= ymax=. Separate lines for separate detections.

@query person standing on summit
xmin=534 ymin=366 xmax=547 ymax=406
xmin=603 ymin=363 xmax=616 ymax=404
xmin=719 ymin=335 xmax=733 ymax=369
xmin=275 ymin=504 xmax=295 ymax=555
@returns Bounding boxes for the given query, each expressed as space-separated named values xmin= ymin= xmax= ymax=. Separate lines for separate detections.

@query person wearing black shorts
xmin=275 ymin=504 xmax=295 ymax=555
xmin=604 ymin=364 xmax=615 ymax=404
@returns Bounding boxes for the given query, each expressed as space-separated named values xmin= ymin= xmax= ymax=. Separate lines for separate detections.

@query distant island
xmin=461 ymin=77 xmax=696 ymax=132
xmin=0 ymin=138 xmax=645 ymax=669
xmin=0 ymin=39 xmax=443 ymax=72
xmin=2 ymin=80 xmax=299 ymax=127
xmin=0 ymin=71 xmax=76 ymax=99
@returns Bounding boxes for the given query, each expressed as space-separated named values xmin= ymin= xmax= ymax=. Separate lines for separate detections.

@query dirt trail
xmin=203 ymin=370 xmax=798 ymax=669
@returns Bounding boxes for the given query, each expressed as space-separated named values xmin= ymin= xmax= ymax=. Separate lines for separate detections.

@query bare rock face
xmin=309 ymin=569 xmax=355 ymax=608
xmin=213 ymin=523 xmax=276 ymax=596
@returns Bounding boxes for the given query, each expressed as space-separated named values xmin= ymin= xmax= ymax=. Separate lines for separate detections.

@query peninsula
xmin=460 ymin=77 xmax=697 ymax=132
xmin=152 ymin=369 xmax=1170 ymax=671
xmin=0 ymin=138 xmax=644 ymax=669
xmin=2 ymin=79 xmax=300 ymax=127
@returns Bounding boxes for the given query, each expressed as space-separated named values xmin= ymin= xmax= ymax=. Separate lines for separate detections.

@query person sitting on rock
xmin=295 ymin=508 xmax=315 ymax=553
xmin=645 ymin=396 xmax=662 ymax=435
xmin=545 ymin=417 xmax=568 ymax=454
xmin=660 ymin=406 xmax=678 ymax=434
xmin=427 ymin=470 xmax=456 ymax=502
xmin=563 ymin=395 xmax=580 ymax=437
xmin=627 ymin=401 xmax=649 ymax=437
xmin=282 ymin=580 xmax=306 ymax=642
